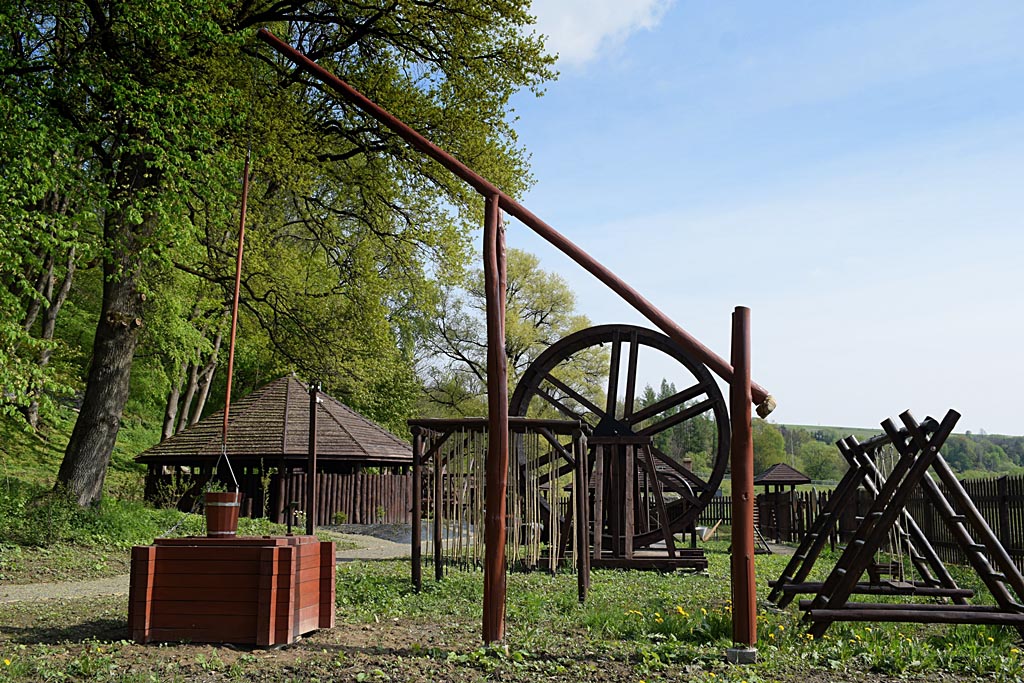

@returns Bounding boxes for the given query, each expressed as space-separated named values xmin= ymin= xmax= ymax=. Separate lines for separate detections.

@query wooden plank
xmin=624 ymin=445 xmax=634 ymax=560
xmin=592 ymin=556 xmax=707 ymax=571
xmin=150 ymin=613 xmax=256 ymax=631
xmin=150 ymin=587 xmax=260 ymax=603
xmin=146 ymin=628 xmax=257 ymax=644
xmin=151 ymin=573 xmax=261 ymax=589
xmin=128 ymin=546 xmax=156 ymax=643
xmin=592 ymin=445 xmax=605 ymax=559
xmin=256 ymin=546 xmax=279 ymax=647
xmin=153 ymin=547 xmax=264 ymax=562
xmin=807 ymin=608 xmax=1024 ymax=625
xmin=319 ymin=541 xmax=336 ymax=628
xmin=150 ymin=600 xmax=259 ymax=616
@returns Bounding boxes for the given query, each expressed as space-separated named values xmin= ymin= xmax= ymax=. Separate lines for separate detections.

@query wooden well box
xmin=128 ymin=535 xmax=335 ymax=646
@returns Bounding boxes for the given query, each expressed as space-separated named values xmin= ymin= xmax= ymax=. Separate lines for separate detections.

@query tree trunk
xmin=177 ymin=361 xmax=200 ymax=433
xmin=189 ymin=330 xmax=222 ymax=426
xmin=26 ymin=247 xmax=76 ymax=429
xmin=57 ymin=215 xmax=146 ymax=506
xmin=161 ymin=362 xmax=185 ymax=441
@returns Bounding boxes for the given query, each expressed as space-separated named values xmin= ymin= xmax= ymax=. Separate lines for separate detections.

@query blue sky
xmin=503 ymin=0 xmax=1024 ymax=434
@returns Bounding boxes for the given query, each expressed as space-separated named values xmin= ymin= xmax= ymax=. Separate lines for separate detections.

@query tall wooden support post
xmin=306 ymin=381 xmax=320 ymax=536
xmin=574 ymin=430 xmax=591 ymax=603
xmin=482 ymin=193 xmax=509 ymax=644
xmin=411 ymin=427 xmax=423 ymax=592
xmin=728 ymin=306 xmax=757 ymax=664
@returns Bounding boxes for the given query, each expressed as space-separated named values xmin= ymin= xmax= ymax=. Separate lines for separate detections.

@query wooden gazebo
xmin=755 ymin=462 xmax=811 ymax=542
xmin=137 ymin=375 xmax=413 ymax=525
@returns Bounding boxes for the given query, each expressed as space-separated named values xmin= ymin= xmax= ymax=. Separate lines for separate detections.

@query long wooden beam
xmin=255 ymin=28 xmax=774 ymax=415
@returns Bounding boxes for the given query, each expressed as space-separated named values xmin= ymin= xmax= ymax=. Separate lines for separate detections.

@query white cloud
xmin=530 ymin=0 xmax=673 ymax=67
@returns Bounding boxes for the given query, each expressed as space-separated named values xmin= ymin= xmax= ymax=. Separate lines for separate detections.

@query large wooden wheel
xmin=509 ymin=324 xmax=730 ymax=552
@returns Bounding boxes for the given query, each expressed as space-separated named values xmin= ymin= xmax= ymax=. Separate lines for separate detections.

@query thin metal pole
xmin=254 ymin=29 xmax=774 ymax=414
xmin=482 ymin=194 xmax=509 ymax=643
xmin=306 ymin=380 xmax=319 ymax=536
xmin=411 ymin=427 xmax=423 ymax=592
xmin=221 ymin=150 xmax=251 ymax=458
xmin=729 ymin=307 xmax=757 ymax=649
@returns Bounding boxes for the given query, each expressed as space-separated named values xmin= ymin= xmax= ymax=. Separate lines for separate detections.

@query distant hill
xmin=777 ymin=422 xmax=1024 ymax=478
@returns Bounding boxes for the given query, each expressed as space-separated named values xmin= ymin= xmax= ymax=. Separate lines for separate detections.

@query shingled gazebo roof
xmin=754 ymin=462 xmax=811 ymax=487
xmin=136 ymin=375 xmax=411 ymax=467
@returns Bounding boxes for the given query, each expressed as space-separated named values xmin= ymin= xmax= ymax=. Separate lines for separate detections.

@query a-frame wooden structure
xmin=769 ymin=414 xmax=967 ymax=608
xmin=779 ymin=410 xmax=1024 ymax=638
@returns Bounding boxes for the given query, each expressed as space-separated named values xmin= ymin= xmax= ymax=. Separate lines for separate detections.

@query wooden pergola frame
xmin=256 ymin=30 xmax=772 ymax=646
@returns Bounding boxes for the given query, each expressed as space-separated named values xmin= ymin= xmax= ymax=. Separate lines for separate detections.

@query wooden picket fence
xmin=699 ymin=474 xmax=1024 ymax=572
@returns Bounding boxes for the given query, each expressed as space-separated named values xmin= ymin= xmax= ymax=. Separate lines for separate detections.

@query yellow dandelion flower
xmin=676 ymin=605 xmax=685 ymax=615
xmin=4 ymin=659 xmax=11 ymax=666
xmin=778 ymin=625 xmax=784 ymax=631
xmin=768 ymin=632 xmax=775 ymax=639
xmin=806 ymin=633 xmax=814 ymax=640
xmin=655 ymin=617 xmax=664 ymax=624
xmin=854 ymin=634 xmax=861 ymax=641
xmin=988 ymin=637 xmax=995 ymax=642
xmin=701 ymin=607 xmax=708 ymax=616
xmin=864 ymin=627 xmax=872 ymax=633
xmin=1012 ymin=648 xmax=1020 ymax=654
xmin=654 ymin=612 xmax=661 ymax=619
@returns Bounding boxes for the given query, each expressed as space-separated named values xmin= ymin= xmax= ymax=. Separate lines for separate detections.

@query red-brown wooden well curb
xmin=128 ymin=535 xmax=335 ymax=646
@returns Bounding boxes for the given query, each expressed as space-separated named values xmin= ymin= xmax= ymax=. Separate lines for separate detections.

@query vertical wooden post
xmin=412 ymin=427 xmax=423 ymax=592
xmin=306 ymin=381 xmax=319 ymax=536
xmin=482 ymin=193 xmax=509 ymax=644
xmin=728 ymin=306 xmax=757 ymax=660
xmin=434 ymin=443 xmax=443 ymax=582
xmin=574 ymin=430 xmax=590 ymax=603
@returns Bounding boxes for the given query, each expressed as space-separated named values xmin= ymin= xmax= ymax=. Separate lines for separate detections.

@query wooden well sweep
xmin=128 ymin=535 xmax=334 ymax=646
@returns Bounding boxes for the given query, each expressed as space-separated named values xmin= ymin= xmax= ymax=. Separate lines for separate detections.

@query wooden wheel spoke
xmin=543 ymin=374 xmax=605 ymax=418
xmin=636 ymin=397 xmax=716 ymax=437
xmin=535 ymin=386 xmax=596 ymax=426
xmin=649 ymin=445 xmax=713 ymax=492
xmin=623 ymin=331 xmax=639 ymax=421
xmin=605 ymin=331 xmax=622 ymax=418
xmin=628 ymin=381 xmax=710 ymax=426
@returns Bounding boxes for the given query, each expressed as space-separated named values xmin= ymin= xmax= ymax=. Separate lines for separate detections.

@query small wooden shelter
xmin=137 ymin=375 xmax=413 ymax=525
xmin=755 ymin=462 xmax=811 ymax=542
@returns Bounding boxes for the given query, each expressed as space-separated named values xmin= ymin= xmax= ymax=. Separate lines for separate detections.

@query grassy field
xmin=2 ymin=413 xmax=1023 ymax=681
xmin=2 ymin=549 xmax=1022 ymax=682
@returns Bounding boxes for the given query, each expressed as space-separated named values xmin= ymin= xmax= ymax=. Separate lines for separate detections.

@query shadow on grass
xmin=0 ymin=618 xmax=129 ymax=644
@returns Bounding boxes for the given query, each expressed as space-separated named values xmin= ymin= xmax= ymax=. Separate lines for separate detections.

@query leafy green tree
xmin=797 ymin=440 xmax=846 ymax=481
xmin=421 ymin=248 xmax=598 ymax=416
xmin=752 ymin=419 xmax=787 ymax=474
xmin=4 ymin=1 xmax=554 ymax=504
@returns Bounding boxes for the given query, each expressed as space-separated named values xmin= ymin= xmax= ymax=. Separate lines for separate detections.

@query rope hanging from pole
xmin=216 ymin=148 xmax=251 ymax=494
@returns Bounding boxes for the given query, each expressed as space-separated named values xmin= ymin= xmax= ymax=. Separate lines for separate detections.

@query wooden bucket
xmin=205 ymin=491 xmax=243 ymax=537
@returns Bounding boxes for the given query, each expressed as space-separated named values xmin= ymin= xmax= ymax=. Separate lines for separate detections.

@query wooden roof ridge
xmin=754 ymin=461 xmax=812 ymax=485
xmin=313 ymin=384 xmax=411 ymax=456
xmin=136 ymin=375 xmax=410 ymax=463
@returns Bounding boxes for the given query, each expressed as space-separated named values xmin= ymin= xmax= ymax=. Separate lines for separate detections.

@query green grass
xmin=1 ymin=552 xmax=1021 ymax=682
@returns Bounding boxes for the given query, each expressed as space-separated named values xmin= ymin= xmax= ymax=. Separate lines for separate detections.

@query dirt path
xmin=0 ymin=529 xmax=410 ymax=605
